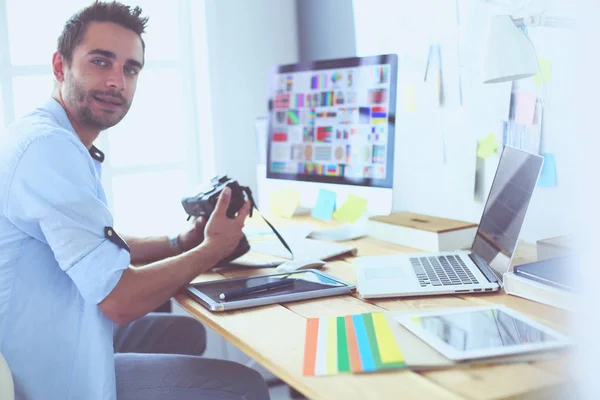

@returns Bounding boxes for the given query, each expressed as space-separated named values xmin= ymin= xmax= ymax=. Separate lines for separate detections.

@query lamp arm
xmin=512 ymin=14 xmax=575 ymax=29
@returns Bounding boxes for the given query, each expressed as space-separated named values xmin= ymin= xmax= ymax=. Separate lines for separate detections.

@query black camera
xmin=181 ymin=175 xmax=255 ymax=265
xmin=182 ymin=175 xmax=254 ymax=220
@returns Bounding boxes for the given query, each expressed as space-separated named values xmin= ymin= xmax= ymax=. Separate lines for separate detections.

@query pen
xmin=219 ymin=279 xmax=294 ymax=301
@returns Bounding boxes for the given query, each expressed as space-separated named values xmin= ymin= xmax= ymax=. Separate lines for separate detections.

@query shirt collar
xmin=44 ymin=98 xmax=106 ymax=164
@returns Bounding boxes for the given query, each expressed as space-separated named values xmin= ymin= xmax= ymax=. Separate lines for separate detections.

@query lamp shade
xmin=482 ymin=15 xmax=538 ymax=84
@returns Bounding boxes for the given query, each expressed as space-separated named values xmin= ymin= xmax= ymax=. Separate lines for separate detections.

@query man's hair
xmin=57 ymin=1 xmax=149 ymax=65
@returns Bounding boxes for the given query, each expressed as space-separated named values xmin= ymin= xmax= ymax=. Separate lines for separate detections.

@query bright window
xmin=1 ymin=0 xmax=210 ymax=237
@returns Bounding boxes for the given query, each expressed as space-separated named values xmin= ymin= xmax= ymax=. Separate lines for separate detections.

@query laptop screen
xmin=471 ymin=146 xmax=544 ymax=280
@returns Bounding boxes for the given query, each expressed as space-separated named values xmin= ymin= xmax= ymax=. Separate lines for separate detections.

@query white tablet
xmin=394 ymin=305 xmax=571 ymax=361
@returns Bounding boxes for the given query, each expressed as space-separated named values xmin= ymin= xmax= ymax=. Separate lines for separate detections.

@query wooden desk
xmin=174 ymin=216 xmax=571 ymax=400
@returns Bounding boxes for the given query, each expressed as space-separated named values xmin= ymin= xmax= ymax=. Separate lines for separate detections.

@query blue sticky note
xmin=311 ymin=189 xmax=337 ymax=221
xmin=538 ymin=153 xmax=557 ymax=187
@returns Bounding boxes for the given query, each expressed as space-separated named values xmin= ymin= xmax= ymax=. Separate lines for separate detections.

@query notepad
xmin=303 ymin=312 xmax=406 ymax=376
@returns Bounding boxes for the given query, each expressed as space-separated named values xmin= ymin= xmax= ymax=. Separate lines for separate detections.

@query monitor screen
xmin=266 ymin=54 xmax=398 ymax=188
xmin=471 ymin=146 xmax=544 ymax=279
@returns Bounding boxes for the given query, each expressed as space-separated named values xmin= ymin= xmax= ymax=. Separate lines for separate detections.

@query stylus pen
xmin=219 ymin=279 xmax=294 ymax=301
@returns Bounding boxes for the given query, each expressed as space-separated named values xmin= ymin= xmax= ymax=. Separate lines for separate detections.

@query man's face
xmin=61 ymin=22 xmax=144 ymax=131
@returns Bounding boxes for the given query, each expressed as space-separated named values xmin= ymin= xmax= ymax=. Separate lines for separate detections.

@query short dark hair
xmin=57 ymin=1 xmax=149 ymax=65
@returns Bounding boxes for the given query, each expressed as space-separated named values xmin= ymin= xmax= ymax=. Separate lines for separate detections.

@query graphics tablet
xmin=186 ymin=269 xmax=355 ymax=311
xmin=394 ymin=305 xmax=571 ymax=361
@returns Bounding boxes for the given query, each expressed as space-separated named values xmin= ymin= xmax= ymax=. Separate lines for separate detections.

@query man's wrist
xmin=168 ymin=234 xmax=184 ymax=255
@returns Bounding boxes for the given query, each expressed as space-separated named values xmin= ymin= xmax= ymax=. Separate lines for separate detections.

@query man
xmin=0 ymin=2 xmax=270 ymax=399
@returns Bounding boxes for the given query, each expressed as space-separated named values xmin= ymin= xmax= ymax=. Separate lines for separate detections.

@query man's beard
xmin=63 ymin=73 xmax=131 ymax=131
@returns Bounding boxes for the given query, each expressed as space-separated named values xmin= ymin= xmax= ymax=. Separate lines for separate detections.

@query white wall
xmin=203 ymin=0 xmax=299 ymax=194
xmin=353 ymin=0 xmax=577 ymax=243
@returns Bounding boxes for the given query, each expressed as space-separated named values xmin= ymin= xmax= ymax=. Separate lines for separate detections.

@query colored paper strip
xmin=326 ymin=316 xmax=338 ymax=375
xmin=344 ymin=315 xmax=363 ymax=373
xmin=314 ymin=317 xmax=328 ymax=375
xmin=336 ymin=317 xmax=350 ymax=373
xmin=352 ymin=314 xmax=376 ymax=372
xmin=372 ymin=312 xmax=405 ymax=365
xmin=302 ymin=318 xmax=319 ymax=376
xmin=362 ymin=313 xmax=384 ymax=370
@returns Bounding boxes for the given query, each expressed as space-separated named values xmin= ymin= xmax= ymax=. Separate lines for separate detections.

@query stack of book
xmin=503 ymin=236 xmax=577 ymax=310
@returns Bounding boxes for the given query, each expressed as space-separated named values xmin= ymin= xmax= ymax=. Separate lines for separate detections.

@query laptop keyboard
xmin=410 ymin=255 xmax=479 ymax=287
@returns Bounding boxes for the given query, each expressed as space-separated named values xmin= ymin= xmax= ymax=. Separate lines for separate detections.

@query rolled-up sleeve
xmin=5 ymin=134 xmax=130 ymax=304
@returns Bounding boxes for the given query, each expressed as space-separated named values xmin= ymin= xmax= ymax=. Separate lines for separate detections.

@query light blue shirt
xmin=0 ymin=99 xmax=130 ymax=399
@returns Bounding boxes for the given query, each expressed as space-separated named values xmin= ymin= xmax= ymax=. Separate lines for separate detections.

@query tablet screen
xmin=191 ymin=271 xmax=347 ymax=303
xmin=412 ymin=308 xmax=559 ymax=351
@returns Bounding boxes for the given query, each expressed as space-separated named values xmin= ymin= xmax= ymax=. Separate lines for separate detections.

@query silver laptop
xmin=356 ymin=146 xmax=544 ymax=298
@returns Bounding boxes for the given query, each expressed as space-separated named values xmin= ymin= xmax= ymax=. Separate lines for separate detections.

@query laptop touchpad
xmin=365 ymin=267 xmax=403 ymax=280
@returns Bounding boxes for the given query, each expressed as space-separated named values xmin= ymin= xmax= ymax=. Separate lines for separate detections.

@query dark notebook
xmin=513 ymin=256 xmax=578 ymax=292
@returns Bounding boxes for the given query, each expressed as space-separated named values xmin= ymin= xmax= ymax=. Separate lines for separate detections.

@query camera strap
xmin=243 ymin=187 xmax=295 ymax=259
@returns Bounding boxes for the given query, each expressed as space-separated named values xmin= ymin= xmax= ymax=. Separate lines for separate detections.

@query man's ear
xmin=52 ymin=51 xmax=66 ymax=83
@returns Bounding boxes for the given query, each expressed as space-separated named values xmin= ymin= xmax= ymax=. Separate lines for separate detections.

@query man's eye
xmin=125 ymin=67 xmax=138 ymax=76
xmin=92 ymin=59 xmax=108 ymax=66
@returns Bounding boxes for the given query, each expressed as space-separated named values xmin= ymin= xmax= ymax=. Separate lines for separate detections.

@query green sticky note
xmin=269 ymin=188 xmax=300 ymax=218
xmin=337 ymin=317 xmax=350 ymax=373
xmin=534 ymin=58 xmax=552 ymax=87
xmin=332 ymin=194 xmax=367 ymax=223
xmin=477 ymin=133 xmax=498 ymax=159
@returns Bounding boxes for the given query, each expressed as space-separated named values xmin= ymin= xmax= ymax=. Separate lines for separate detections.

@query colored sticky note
xmin=311 ymin=189 xmax=336 ymax=221
xmin=514 ymin=92 xmax=537 ymax=125
xmin=538 ymin=153 xmax=557 ymax=187
xmin=534 ymin=58 xmax=552 ymax=87
xmin=333 ymin=194 xmax=367 ymax=223
xmin=477 ymin=133 xmax=498 ymax=159
xmin=403 ymin=86 xmax=417 ymax=112
xmin=269 ymin=188 xmax=300 ymax=218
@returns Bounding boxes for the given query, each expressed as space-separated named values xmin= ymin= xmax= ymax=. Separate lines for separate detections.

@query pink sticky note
xmin=514 ymin=92 xmax=537 ymax=126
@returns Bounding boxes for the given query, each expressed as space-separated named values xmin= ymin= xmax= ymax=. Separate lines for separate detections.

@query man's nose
xmin=106 ymin=68 xmax=125 ymax=91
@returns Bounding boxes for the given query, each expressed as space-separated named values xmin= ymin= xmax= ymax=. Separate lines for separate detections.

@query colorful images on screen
xmin=270 ymin=63 xmax=392 ymax=180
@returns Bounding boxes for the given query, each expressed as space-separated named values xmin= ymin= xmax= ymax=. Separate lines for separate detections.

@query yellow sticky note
xmin=477 ymin=133 xmax=498 ymax=159
xmin=403 ymin=86 xmax=416 ymax=113
xmin=534 ymin=58 xmax=552 ymax=87
xmin=332 ymin=194 xmax=367 ymax=223
xmin=269 ymin=188 xmax=300 ymax=218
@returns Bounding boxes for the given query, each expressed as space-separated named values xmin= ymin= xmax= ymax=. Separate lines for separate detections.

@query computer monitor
xmin=262 ymin=54 xmax=398 ymax=216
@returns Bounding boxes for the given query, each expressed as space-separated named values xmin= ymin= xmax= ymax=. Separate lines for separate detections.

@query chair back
xmin=0 ymin=352 xmax=14 ymax=400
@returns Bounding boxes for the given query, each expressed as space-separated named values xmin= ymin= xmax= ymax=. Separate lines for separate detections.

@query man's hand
xmin=177 ymin=217 xmax=207 ymax=252
xmin=203 ymin=187 xmax=251 ymax=260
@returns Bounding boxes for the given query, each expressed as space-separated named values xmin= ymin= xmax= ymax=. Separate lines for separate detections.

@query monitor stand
xmin=307 ymin=215 xmax=369 ymax=242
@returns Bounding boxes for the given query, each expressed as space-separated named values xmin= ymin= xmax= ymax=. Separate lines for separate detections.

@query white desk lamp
xmin=482 ymin=13 xmax=574 ymax=84
xmin=482 ymin=15 xmax=537 ymax=83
